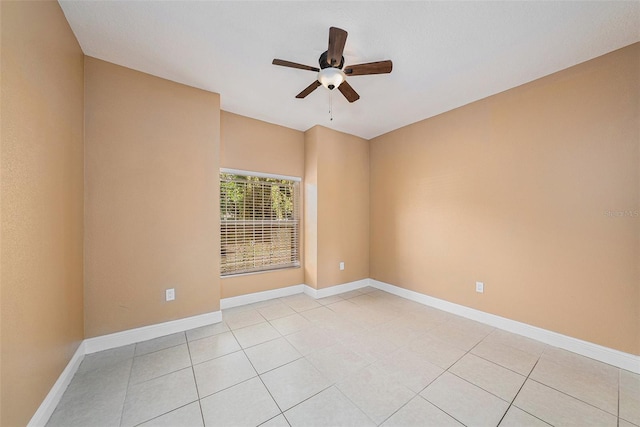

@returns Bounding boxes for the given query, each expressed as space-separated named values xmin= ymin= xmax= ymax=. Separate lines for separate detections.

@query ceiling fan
xmin=272 ymin=27 xmax=393 ymax=103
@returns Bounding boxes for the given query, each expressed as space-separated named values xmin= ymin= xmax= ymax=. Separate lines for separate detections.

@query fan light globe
xmin=318 ymin=68 xmax=346 ymax=90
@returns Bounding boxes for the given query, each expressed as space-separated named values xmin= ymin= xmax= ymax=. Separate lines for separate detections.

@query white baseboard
xmin=219 ymin=279 xmax=371 ymax=308
xmin=28 ymin=341 xmax=85 ymax=427
xmin=221 ymin=284 xmax=305 ymax=309
xmin=369 ymin=279 xmax=640 ymax=374
xmin=304 ymin=278 xmax=369 ymax=299
xmin=84 ymin=310 xmax=222 ymax=354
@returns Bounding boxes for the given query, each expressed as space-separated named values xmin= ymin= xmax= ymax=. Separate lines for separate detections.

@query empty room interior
xmin=1 ymin=1 xmax=639 ymax=426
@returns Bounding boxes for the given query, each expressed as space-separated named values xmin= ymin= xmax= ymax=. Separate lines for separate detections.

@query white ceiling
xmin=59 ymin=1 xmax=639 ymax=140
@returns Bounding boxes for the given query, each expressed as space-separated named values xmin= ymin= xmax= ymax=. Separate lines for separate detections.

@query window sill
xmin=220 ymin=265 xmax=301 ymax=279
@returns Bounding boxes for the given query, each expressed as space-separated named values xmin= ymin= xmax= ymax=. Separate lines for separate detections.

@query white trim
xmin=369 ymin=279 xmax=640 ymax=374
xmin=304 ymin=278 xmax=369 ymax=299
xmin=220 ymin=168 xmax=301 ymax=182
xmin=28 ymin=341 xmax=85 ymax=427
xmin=221 ymin=284 xmax=305 ymax=309
xmin=84 ymin=311 xmax=222 ymax=354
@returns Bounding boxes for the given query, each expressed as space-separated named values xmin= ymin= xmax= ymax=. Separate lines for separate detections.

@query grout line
xmin=117 ymin=346 xmax=137 ymax=427
xmin=617 ymin=369 xmax=620 ymax=427
xmin=526 ymin=378 xmax=620 ymax=418
xmin=184 ymin=331 xmax=207 ymax=426
xmin=131 ymin=401 xmax=200 ymax=427
xmin=496 ymin=358 xmax=541 ymax=426
xmin=229 ymin=325 xmax=287 ymax=418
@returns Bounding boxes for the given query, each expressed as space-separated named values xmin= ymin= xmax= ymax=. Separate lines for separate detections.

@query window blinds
xmin=220 ymin=172 xmax=300 ymax=276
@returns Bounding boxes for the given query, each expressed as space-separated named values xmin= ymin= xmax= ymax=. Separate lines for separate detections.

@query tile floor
xmin=47 ymin=287 xmax=640 ymax=427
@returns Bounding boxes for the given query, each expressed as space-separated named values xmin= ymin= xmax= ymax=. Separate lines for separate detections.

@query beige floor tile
xmin=513 ymin=379 xmax=617 ymax=427
xmin=233 ymin=322 xmax=281 ymax=348
xmin=374 ymin=319 xmax=425 ymax=347
xmin=51 ymin=289 xmax=627 ymax=427
xmin=193 ymin=351 xmax=257 ymax=397
xmin=348 ymin=294 xmax=379 ymax=306
xmin=224 ymin=309 xmax=266 ymax=330
xmin=306 ymin=343 xmax=369 ymax=383
xmin=285 ymin=386 xmax=374 ymax=427
xmin=319 ymin=317 xmax=363 ymax=342
xmin=281 ymin=294 xmax=322 ymax=312
xmin=529 ymin=357 xmax=617 ymax=414
xmin=258 ymin=302 xmax=297 ymax=320
xmin=77 ymin=344 xmax=135 ymax=374
xmin=47 ymin=389 xmax=126 ymax=427
xmin=130 ymin=344 xmax=192 ymax=384
xmin=450 ymin=353 xmax=526 ymax=401
xmin=188 ymin=331 xmax=241 ymax=365
xmin=381 ymin=396 xmax=463 ymax=427
xmin=540 ymin=346 xmax=617 ymax=377
xmin=135 ymin=332 xmax=186 ymax=356
xmin=499 ymin=406 xmax=551 ymax=427
xmin=244 ymin=337 xmax=302 ymax=374
xmin=285 ymin=326 xmax=336 ymax=355
xmin=60 ymin=358 xmax=132 ymax=401
xmin=200 ymin=377 xmax=280 ymax=426
xmin=446 ymin=316 xmax=495 ymax=337
xmin=408 ymin=334 xmax=466 ymax=369
xmin=247 ymin=298 xmax=285 ymax=310
xmin=620 ymin=369 xmax=640 ymax=425
xmin=471 ymin=340 xmax=539 ymax=375
xmin=47 ymin=360 xmax=130 ymax=427
xmin=421 ymin=372 xmax=509 ymax=427
xmin=337 ymin=364 xmax=415 ymax=424
xmin=326 ymin=299 xmax=360 ymax=314
xmin=619 ymin=419 xmax=639 ymax=427
xmin=270 ymin=313 xmax=312 ymax=335
xmin=186 ymin=321 xmax=229 ymax=341
xmin=138 ymin=402 xmax=203 ymax=427
xmin=261 ymin=358 xmax=331 ymax=411
xmin=425 ymin=322 xmax=488 ymax=351
xmin=300 ymin=306 xmax=336 ymax=323
xmin=339 ymin=289 xmax=366 ymax=299
xmin=375 ymin=348 xmax=443 ymax=393
xmin=483 ymin=330 xmax=547 ymax=357
xmin=121 ymin=368 xmax=198 ymax=427
xmin=260 ymin=414 xmax=290 ymax=427
xmin=315 ymin=295 xmax=344 ymax=305
xmin=343 ymin=330 xmax=400 ymax=362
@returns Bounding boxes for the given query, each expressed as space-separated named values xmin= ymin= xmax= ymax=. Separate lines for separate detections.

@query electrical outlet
xmin=166 ymin=288 xmax=175 ymax=301
xmin=475 ymin=282 xmax=484 ymax=293
xmin=339 ymin=262 xmax=345 ymax=271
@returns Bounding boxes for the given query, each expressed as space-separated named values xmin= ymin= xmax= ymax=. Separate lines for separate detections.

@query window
xmin=220 ymin=170 xmax=300 ymax=276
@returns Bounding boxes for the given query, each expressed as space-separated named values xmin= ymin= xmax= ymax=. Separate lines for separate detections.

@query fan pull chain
xmin=329 ymin=91 xmax=334 ymax=121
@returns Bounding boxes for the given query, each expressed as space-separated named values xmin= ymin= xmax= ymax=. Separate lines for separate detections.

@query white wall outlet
xmin=475 ymin=282 xmax=484 ymax=293
xmin=339 ymin=262 xmax=345 ymax=271
xmin=166 ymin=288 xmax=175 ymax=301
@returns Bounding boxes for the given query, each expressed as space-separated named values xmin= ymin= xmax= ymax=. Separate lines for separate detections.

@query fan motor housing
xmin=319 ymin=51 xmax=344 ymax=70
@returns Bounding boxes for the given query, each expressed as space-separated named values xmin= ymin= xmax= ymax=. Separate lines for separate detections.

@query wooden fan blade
xmin=327 ymin=27 xmax=348 ymax=67
xmin=344 ymin=60 xmax=393 ymax=76
xmin=338 ymin=80 xmax=360 ymax=103
xmin=273 ymin=59 xmax=319 ymax=72
xmin=296 ymin=80 xmax=321 ymax=99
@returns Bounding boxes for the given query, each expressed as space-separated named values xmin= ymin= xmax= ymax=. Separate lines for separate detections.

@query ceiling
xmin=59 ymin=1 xmax=639 ymax=140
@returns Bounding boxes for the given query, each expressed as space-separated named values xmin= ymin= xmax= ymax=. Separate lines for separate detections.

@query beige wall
xmin=304 ymin=127 xmax=320 ymax=288
xmin=1 ymin=2 xmax=85 ymax=425
xmin=370 ymin=43 xmax=640 ymax=355
xmin=220 ymin=111 xmax=305 ymax=298
xmin=84 ymin=58 xmax=220 ymax=337
xmin=306 ymin=126 xmax=370 ymax=289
